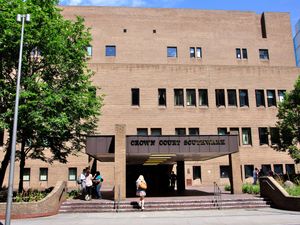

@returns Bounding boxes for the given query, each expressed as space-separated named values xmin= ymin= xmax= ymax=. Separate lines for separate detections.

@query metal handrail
xmin=213 ymin=182 xmax=222 ymax=209
xmin=116 ymin=185 xmax=121 ymax=212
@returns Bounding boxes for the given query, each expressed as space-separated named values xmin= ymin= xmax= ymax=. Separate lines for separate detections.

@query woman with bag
xmin=93 ymin=171 xmax=103 ymax=199
xmin=136 ymin=175 xmax=147 ymax=210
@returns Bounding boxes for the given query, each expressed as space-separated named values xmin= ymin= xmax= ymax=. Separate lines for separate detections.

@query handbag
xmin=139 ymin=181 xmax=147 ymax=190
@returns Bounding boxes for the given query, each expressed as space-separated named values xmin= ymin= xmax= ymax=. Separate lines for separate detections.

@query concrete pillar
xmin=229 ymin=152 xmax=243 ymax=194
xmin=114 ymin=124 xmax=126 ymax=200
xmin=176 ymin=161 xmax=185 ymax=192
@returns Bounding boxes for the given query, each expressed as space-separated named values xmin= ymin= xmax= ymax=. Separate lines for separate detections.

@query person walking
xmin=136 ymin=175 xmax=147 ymax=211
xmin=85 ymin=168 xmax=93 ymax=201
xmin=79 ymin=168 xmax=87 ymax=198
xmin=253 ymin=168 xmax=259 ymax=185
xmin=93 ymin=171 xmax=103 ymax=199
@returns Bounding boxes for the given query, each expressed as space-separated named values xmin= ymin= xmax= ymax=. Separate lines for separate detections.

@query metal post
xmin=5 ymin=14 xmax=27 ymax=225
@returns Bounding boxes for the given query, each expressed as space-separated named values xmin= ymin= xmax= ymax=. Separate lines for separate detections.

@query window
xmin=186 ymin=89 xmax=196 ymax=106
xmin=68 ymin=168 xmax=77 ymax=181
xmin=190 ymin=47 xmax=195 ymax=58
xmin=278 ymin=90 xmax=286 ymax=103
xmin=230 ymin=128 xmax=239 ymax=145
xmin=87 ymin=46 xmax=92 ymax=56
xmin=242 ymin=128 xmax=252 ymax=145
xmin=236 ymin=48 xmax=247 ymax=59
xmin=105 ymin=45 xmax=116 ymax=56
xmin=199 ymin=89 xmax=208 ymax=106
xmin=259 ymin=49 xmax=269 ymax=60
xmin=131 ymin=88 xmax=140 ymax=106
xmin=244 ymin=165 xmax=254 ymax=179
xmin=274 ymin=164 xmax=283 ymax=175
xmin=175 ymin=128 xmax=186 ymax=136
xmin=189 ymin=128 xmax=199 ymax=135
xmin=261 ymin=13 xmax=267 ymax=38
xmin=193 ymin=166 xmax=201 ymax=180
xmin=0 ymin=129 xmax=4 ymax=146
xmin=151 ymin=128 xmax=162 ymax=136
xmin=196 ymin=47 xmax=202 ymax=58
xmin=227 ymin=89 xmax=237 ymax=106
xmin=23 ymin=168 xmax=30 ymax=181
xmin=270 ymin=127 xmax=280 ymax=145
xmin=220 ymin=166 xmax=230 ymax=178
xmin=285 ymin=164 xmax=295 ymax=175
xmin=255 ymin=90 xmax=265 ymax=107
xmin=239 ymin=90 xmax=249 ymax=107
xmin=215 ymin=89 xmax=225 ymax=107
xmin=218 ymin=128 xmax=227 ymax=135
xmin=167 ymin=47 xmax=177 ymax=58
xmin=174 ymin=89 xmax=184 ymax=106
xmin=267 ymin=90 xmax=276 ymax=107
xmin=259 ymin=127 xmax=268 ymax=145
xmin=39 ymin=168 xmax=48 ymax=181
xmin=190 ymin=47 xmax=202 ymax=58
xmin=158 ymin=89 xmax=166 ymax=106
xmin=137 ymin=128 xmax=148 ymax=136
xmin=262 ymin=164 xmax=271 ymax=175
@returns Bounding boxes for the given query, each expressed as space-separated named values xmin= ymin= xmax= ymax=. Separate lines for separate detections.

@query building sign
xmin=130 ymin=139 xmax=225 ymax=146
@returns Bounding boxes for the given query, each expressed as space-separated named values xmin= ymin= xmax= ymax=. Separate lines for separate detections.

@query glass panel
xmin=215 ymin=89 xmax=225 ymax=107
xmin=259 ymin=127 xmax=268 ymax=145
xmin=175 ymin=128 xmax=186 ymax=136
xmin=186 ymin=89 xmax=196 ymax=106
xmin=167 ymin=47 xmax=177 ymax=57
xmin=218 ymin=128 xmax=227 ymax=135
xmin=196 ymin=47 xmax=202 ymax=58
xmin=227 ymin=89 xmax=237 ymax=106
xmin=131 ymin=88 xmax=140 ymax=106
xmin=23 ymin=168 xmax=30 ymax=181
xmin=105 ymin=45 xmax=116 ymax=56
xmin=236 ymin=48 xmax=241 ymax=59
xmin=39 ymin=168 xmax=48 ymax=181
xmin=242 ymin=48 xmax=248 ymax=59
xmin=220 ymin=166 xmax=230 ymax=178
xmin=174 ymin=89 xmax=184 ymax=106
xmin=270 ymin=127 xmax=280 ymax=145
xmin=199 ymin=89 xmax=208 ymax=106
xmin=267 ymin=90 xmax=276 ymax=107
xmin=278 ymin=90 xmax=286 ymax=103
xmin=286 ymin=164 xmax=295 ymax=174
xmin=69 ymin=168 xmax=77 ymax=181
xmin=87 ymin=46 xmax=92 ymax=56
xmin=261 ymin=164 xmax=271 ymax=175
xmin=239 ymin=89 xmax=249 ymax=107
xmin=189 ymin=128 xmax=199 ymax=135
xmin=190 ymin=47 xmax=195 ymax=58
xmin=244 ymin=165 xmax=254 ymax=179
xmin=242 ymin=128 xmax=252 ymax=145
xmin=274 ymin=164 xmax=283 ymax=175
xmin=255 ymin=90 xmax=265 ymax=107
xmin=137 ymin=128 xmax=148 ymax=136
xmin=151 ymin=128 xmax=162 ymax=136
xmin=158 ymin=89 xmax=166 ymax=106
xmin=259 ymin=49 xmax=269 ymax=60
xmin=193 ymin=166 xmax=201 ymax=180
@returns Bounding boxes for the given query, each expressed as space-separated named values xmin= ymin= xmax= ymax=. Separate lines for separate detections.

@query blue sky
xmin=59 ymin=0 xmax=300 ymax=34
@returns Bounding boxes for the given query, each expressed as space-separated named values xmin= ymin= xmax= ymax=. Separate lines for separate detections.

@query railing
xmin=115 ymin=185 xmax=121 ymax=212
xmin=213 ymin=182 xmax=222 ymax=209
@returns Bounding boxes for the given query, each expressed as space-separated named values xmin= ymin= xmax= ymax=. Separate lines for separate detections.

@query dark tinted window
xmin=158 ymin=89 xmax=166 ymax=106
xmin=131 ymin=88 xmax=140 ymax=106
xmin=215 ymin=89 xmax=225 ymax=107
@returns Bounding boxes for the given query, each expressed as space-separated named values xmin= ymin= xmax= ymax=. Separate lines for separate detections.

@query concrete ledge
xmin=260 ymin=176 xmax=300 ymax=211
xmin=0 ymin=181 xmax=67 ymax=219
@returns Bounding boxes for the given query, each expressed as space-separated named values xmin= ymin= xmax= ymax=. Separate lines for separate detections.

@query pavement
xmin=8 ymin=208 xmax=300 ymax=225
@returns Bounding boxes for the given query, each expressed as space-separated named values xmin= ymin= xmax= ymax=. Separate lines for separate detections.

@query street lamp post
xmin=5 ymin=13 xmax=30 ymax=225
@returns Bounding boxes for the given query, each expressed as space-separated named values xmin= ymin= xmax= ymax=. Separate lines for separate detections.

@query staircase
xmin=59 ymin=196 xmax=271 ymax=213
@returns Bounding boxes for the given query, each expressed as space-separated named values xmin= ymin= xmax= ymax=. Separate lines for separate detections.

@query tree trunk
xmin=18 ymin=139 xmax=26 ymax=193
xmin=0 ymin=141 xmax=11 ymax=189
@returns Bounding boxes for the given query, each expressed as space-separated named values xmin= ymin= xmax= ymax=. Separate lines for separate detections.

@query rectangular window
xmin=167 ymin=47 xmax=177 ymax=58
xmin=215 ymin=89 xmax=225 ymax=107
xmin=218 ymin=128 xmax=227 ymax=135
xmin=198 ymin=89 xmax=208 ymax=106
xmin=196 ymin=47 xmax=202 ymax=58
xmin=261 ymin=13 xmax=267 ymax=38
xmin=278 ymin=90 xmax=286 ymax=103
xmin=131 ymin=88 xmax=140 ymax=106
xmin=274 ymin=164 xmax=283 ymax=175
xmin=68 ymin=168 xmax=77 ymax=181
xmin=239 ymin=90 xmax=249 ymax=107
xmin=158 ymin=89 xmax=166 ymax=106
xmin=255 ymin=90 xmax=265 ymax=107
xmin=0 ymin=129 xmax=4 ymax=146
xmin=236 ymin=48 xmax=241 ymax=59
xmin=220 ymin=166 xmax=230 ymax=178
xmin=244 ymin=165 xmax=254 ymax=179
xmin=193 ymin=166 xmax=201 ymax=180
xmin=242 ymin=48 xmax=248 ymax=59
xmin=262 ymin=164 xmax=271 ymax=175
xmin=267 ymin=90 xmax=276 ymax=107
xmin=259 ymin=49 xmax=269 ymax=60
xmin=105 ymin=45 xmax=116 ymax=56
xmin=137 ymin=128 xmax=148 ymax=136
xmin=259 ymin=127 xmax=269 ymax=145
xmin=242 ymin=128 xmax=252 ymax=145
xmin=285 ymin=164 xmax=295 ymax=175
xmin=189 ymin=128 xmax=199 ymax=135
xmin=227 ymin=89 xmax=237 ymax=106
xmin=175 ymin=128 xmax=186 ymax=136
xmin=174 ymin=89 xmax=184 ymax=106
xmin=186 ymin=89 xmax=196 ymax=106
xmin=190 ymin=47 xmax=195 ymax=58
xmin=87 ymin=46 xmax=92 ymax=56
xmin=23 ymin=168 xmax=30 ymax=181
xmin=151 ymin=128 xmax=162 ymax=136
xmin=270 ymin=127 xmax=280 ymax=145
xmin=39 ymin=168 xmax=48 ymax=181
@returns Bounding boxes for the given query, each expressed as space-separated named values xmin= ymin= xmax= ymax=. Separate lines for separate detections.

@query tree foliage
xmin=0 ymin=0 xmax=103 ymax=190
xmin=276 ymin=76 xmax=300 ymax=163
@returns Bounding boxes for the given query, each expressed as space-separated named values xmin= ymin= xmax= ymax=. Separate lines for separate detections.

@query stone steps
xmin=59 ymin=197 xmax=271 ymax=213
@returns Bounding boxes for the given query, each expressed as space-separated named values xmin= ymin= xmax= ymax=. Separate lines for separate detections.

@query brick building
xmin=1 ymin=7 xmax=300 ymax=198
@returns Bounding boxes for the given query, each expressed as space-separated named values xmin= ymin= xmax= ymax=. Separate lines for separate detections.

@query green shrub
xmin=285 ymin=186 xmax=300 ymax=196
xmin=67 ymin=189 xmax=81 ymax=199
xmin=224 ymin=184 xmax=231 ymax=191
xmin=242 ymin=183 xmax=260 ymax=194
xmin=14 ymin=190 xmax=48 ymax=202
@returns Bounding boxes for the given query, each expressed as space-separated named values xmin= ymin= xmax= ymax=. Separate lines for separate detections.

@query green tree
xmin=0 ymin=0 xmax=103 ymax=192
xmin=276 ymin=76 xmax=300 ymax=163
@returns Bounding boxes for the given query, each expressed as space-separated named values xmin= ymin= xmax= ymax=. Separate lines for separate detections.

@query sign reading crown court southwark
xmin=126 ymin=135 xmax=239 ymax=154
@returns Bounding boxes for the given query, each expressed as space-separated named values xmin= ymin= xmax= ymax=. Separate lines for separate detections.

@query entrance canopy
xmin=86 ymin=135 xmax=239 ymax=164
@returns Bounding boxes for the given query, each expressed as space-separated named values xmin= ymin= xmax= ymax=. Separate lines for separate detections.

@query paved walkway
xmin=9 ymin=208 xmax=300 ymax=225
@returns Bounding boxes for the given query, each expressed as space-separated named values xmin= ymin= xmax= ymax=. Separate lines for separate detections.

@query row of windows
xmin=191 ymin=163 xmax=295 ymax=180
xmin=131 ymin=88 xmax=286 ymax=108
xmin=22 ymin=168 xmax=78 ymax=182
xmin=86 ymin=45 xmax=270 ymax=61
xmin=137 ymin=127 xmax=279 ymax=146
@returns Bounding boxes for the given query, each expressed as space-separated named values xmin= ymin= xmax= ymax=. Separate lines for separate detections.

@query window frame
xmin=174 ymin=89 xmax=184 ymax=106
xmin=167 ymin=46 xmax=177 ymax=58
xmin=218 ymin=128 xmax=227 ymax=135
xmin=267 ymin=90 xmax=276 ymax=107
xmin=188 ymin=128 xmax=200 ymax=135
xmin=23 ymin=168 xmax=30 ymax=181
xmin=186 ymin=89 xmax=196 ymax=106
xmin=151 ymin=128 xmax=162 ymax=136
xmin=215 ymin=89 xmax=225 ymax=107
xmin=158 ymin=88 xmax=167 ymax=106
xmin=131 ymin=88 xmax=140 ymax=106
xmin=198 ymin=89 xmax=208 ymax=106
xmin=68 ymin=167 xmax=77 ymax=181
xmin=259 ymin=49 xmax=269 ymax=60
xmin=255 ymin=90 xmax=265 ymax=107
xmin=239 ymin=89 xmax=249 ymax=107
xmin=220 ymin=165 xmax=230 ymax=178
xmin=105 ymin=45 xmax=116 ymax=57
xmin=137 ymin=128 xmax=148 ymax=136
xmin=39 ymin=168 xmax=48 ymax=181
xmin=244 ymin=165 xmax=254 ymax=179
xmin=258 ymin=127 xmax=269 ymax=145
xmin=86 ymin=46 xmax=93 ymax=57
xmin=227 ymin=89 xmax=237 ymax=107
xmin=242 ymin=128 xmax=252 ymax=145
xmin=175 ymin=128 xmax=186 ymax=136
